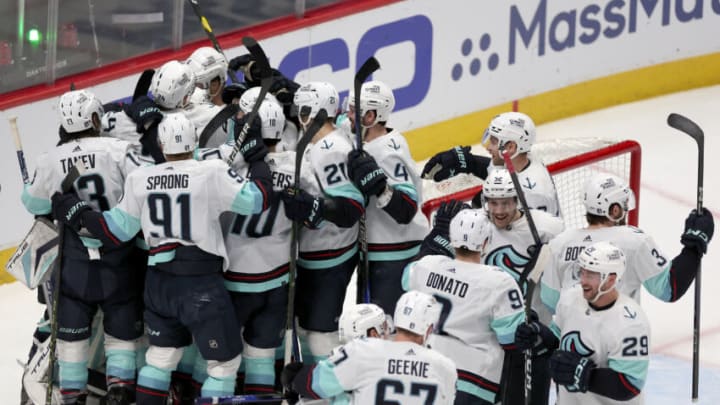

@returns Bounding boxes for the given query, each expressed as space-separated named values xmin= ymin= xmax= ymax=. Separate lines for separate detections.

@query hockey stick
xmin=186 ymin=0 xmax=240 ymax=84
xmin=225 ymin=37 xmax=273 ymax=165
xmin=501 ymin=149 xmax=543 ymax=405
xmin=352 ymin=57 xmax=380 ymax=304
xmin=284 ymin=109 xmax=328 ymax=368
xmin=667 ymin=113 xmax=704 ymax=402
xmin=9 ymin=117 xmax=30 ymax=184
xmin=133 ymin=69 xmax=155 ymax=102
xmin=46 ymin=164 xmax=85 ymax=404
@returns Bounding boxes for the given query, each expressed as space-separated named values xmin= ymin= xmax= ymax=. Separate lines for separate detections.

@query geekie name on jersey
xmin=387 ymin=359 xmax=430 ymax=378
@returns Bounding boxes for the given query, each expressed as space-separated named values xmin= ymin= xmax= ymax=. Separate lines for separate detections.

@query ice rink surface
xmin=2 ymin=85 xmax=719 ymax=403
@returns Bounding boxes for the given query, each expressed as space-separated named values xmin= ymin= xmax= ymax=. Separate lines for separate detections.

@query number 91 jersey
xmin=315 ymin=338 xmax=457 ymax=405
xmin=552 ymin=286 xmax=650 ymax=405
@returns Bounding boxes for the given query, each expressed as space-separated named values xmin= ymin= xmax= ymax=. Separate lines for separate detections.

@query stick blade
xmin=355 ymin=57 xmax=380 ymax=85
xmin=242 ymin=36 xmax=271 ymax=75
xmin=133 ymin=69 xmax=155 ymax=102
xmin=668 ymin=113 xmax=704 ymax=142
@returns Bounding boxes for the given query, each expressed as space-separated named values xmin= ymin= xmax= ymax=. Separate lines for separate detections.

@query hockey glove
xmin=421 ymin=146 xmax=477 ymax=181
xmin=681 ymin=208 xmax=714 ymax=254
xmin=514 ymin=310 xmax=558 ymax=354
xmin=281 ymin=188 xmax=324 ymax=228
xmin=51 ymin=192 xmax=91 ymax=231
xmin=124 ymin=96 xmax=163 ymax=133
xmin=269 ymin=75 xmax=301 ymax=107
xmin=235 ymin=114 xmax=268 ymax=163
xmin=280 ymin=362 xmax=304 ymax=391
xmin=433 ymin=199 xmax=469 ymax=236
xmin=347 ymin=150 xmax=388 ymax=198
xmin=221 ymin=82 xmax=248 ymax=105
xmin=549 ymin=350 xmax=596 ymax=393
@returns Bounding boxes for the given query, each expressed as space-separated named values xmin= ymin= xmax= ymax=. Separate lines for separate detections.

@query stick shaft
xmin=9 ymin=117 xmax=30 ymax=184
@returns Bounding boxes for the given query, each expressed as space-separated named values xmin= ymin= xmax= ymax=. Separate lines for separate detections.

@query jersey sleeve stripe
xmin=490 ymin=311 xmax=525 ymax=345
xmin=540 ymin=280 xmax=561 ymax=314
xmin=103 ymin=208 xmax=141 ymax=243
xmin=642 ymin=266 xmax=672 ymax=302
xmin=21 ymin=186 xmax=52 ymax=215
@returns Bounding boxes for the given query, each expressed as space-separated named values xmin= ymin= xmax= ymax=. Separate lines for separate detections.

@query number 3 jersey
xmin=541 ymin=226 xmax=673 ymax=314
xmin=551 ymin=286 xmax=650 ymax=405
xmin=402 ymin=255 xmax=525 ymax=401
xmin=22 ymin=137 xmax=143 ymax=215
xmin=311 ymin=337 xmax=457 ymax=405
xmin=363 ymin=130 xmax=429 ymax=260
xmin=102 ymin=159 xmax=266 ymax=270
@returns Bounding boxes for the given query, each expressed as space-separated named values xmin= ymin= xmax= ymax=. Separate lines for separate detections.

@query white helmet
xmin=158 ymin=112 xmax=197 ymax=154
xmin=186 ymin=47 xmax=228 ymax=89
xmin=151 ymin=60 xmax=196 ymax=109
xmin=338 ymin=303 xmax=387 ymax=343
xmin=483 ymin=112 xmax=536 ymax=156
xmin=450 ymin=209 xmax=488 ymax=252
xmin=393 ymin=291 xmax=441 ymax=338
xmin=293 ymin=81 xmax=338 ymax=124
xmin=577 ymin=241 xmax=626 ymax=282
xmin=58 ymin=90 xmax=104 ymax=133
xmin=237 ymin=88 xmax=285 ymax=140
xmin=583 ymin=174 xmax=636 ymax=222
xmin=348 ymin=80 xmax=395 ymax=126
xmin=482 ymin=169 xmax=517 ymax=199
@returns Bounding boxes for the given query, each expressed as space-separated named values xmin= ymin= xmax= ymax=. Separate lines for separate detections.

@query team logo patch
xmin=485 ymin=245 xmax=529 ymax=279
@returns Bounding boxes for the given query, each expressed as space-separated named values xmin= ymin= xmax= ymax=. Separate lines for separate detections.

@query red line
xmin=653 ymin=324 xmax=720 ymax=354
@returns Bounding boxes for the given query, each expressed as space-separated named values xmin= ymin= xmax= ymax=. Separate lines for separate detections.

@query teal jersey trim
xmin=457 ymin=380 xmax=496 ymax=403
xmin=393 ymin=182 xmax=418 ymax=202
xmin=79 ymin=236 xmax=102 ymax=249
xmin=21 ymin=186 xmax=51 ymax=215
xmin=298 ymin=245 xmax=358 ymax=270
xmin=148 ymin=250 xmax=176 ymax=266
xmin=103 ymin=208 xmax=141 ymax=242
xmin=642 ymin=265 xmax=672 ymax=302
xmin=231 ymin=182 xmax=264 ymax=215
xmin=311 ymin=360 xmax=345 ymax=398
xmin=608 ymin=357 xmax=649 ymax=390
xmin=401 ymin=262 xmax=414 ymax=291
xmin=368 ymin=245 xmax=420 ymax=261
xmin=540 ymin=280 xmax=561 ymax=314
xmin=491 ymin=311 xmax=525 ymax=345
xmin=550 ymin=322 xmax=561 ymax=339
xmin=224 ymin=274 xmax=289 ymax=293
xmin=325 ymin=183 xmax=364 ymax=205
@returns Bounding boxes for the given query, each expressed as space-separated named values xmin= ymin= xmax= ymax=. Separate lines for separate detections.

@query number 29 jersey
xmin=312 ymin=338 xmax=457 ymax=405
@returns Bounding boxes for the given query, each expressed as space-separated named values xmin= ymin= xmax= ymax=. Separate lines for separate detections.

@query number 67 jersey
xmin=552 ymin=285 xmax=650 ymax=405
xmin=311 ymin=337 xmax=457 ymax=404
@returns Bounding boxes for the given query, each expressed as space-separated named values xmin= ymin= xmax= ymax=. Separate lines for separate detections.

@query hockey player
xmin=23 ymin=89 xmax=145 ymax=404
xmin=403 ymin=209 xmax=525 ymax=404
xmin=422 ymin=112 xmax=561 ymax=216
xmin=281 ymin=290 xmax=457 ymax=404
xmin=541 ymin=173 xmax=715 ymax=312
xmin=50 ymin=112 xmax=273 ymax=403
xmin=478 ymin=168 xmax=564 ymax=404
xmin=280 ymin=82 xmax=365 ymax=363
xmin=520 ymin=242 xmax=651 ymax=404
xmin=186 ymin=46 xmax=228 ymax=106
xmin=344 ymin=80 xmax=429 ymax=315
xmin=338 ymin=303 xmax=390 ymax=343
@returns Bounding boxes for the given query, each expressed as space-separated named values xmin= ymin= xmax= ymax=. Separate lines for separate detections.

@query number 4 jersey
xmin=311 ymin=337 xmax=457 ymax=404
xmin=551 ymin=285 xmax=650 ymax=405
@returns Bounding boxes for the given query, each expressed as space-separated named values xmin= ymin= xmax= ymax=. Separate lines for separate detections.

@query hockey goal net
xmin=420 ymin=139 xmax=642 ymax=229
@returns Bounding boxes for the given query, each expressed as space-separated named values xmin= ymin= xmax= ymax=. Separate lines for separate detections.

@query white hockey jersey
xmin=221 ymin=151 xmax=295 ymax=293
xmin=101 ymin=159 xmax=266 ymax=270
xmin=22 ymin=137 xmax=143 ymax=215
xmin=540 ymin=226 xmax=673 ymax=313
xmin=364 ymin=130 xmax=429 ymax=261
xmin=182 ymin=101 xmax=229 ymax=148
xmin=297 ymin=129 xmax=364 ymax=268
xmin=552 ymin=286 xmax=650 ymax=405
xmin=488 ymin=159 xmax=561 ymax=217
xmin=310 ymin=338 xmax=457 ymax=405
xmin=403 ymin=255 xmax=524 ymax=401
xmin=101 ymin=109 xmax=155 ymax=164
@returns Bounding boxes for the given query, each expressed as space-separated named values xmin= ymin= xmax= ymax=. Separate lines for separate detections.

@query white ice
xmin=2 ymin=85 xmax=719 ymax=404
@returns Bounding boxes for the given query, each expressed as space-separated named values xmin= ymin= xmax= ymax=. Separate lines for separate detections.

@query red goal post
xmin=421 ymin=139 xmax=642 ymax=229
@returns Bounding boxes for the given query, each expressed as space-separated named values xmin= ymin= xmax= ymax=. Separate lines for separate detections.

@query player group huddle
xmin=15 ymin=43 xmax=715 ymax=405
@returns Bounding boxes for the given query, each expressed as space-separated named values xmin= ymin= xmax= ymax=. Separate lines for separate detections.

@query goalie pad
xmin=22 ymin=336 xmax=62 ymax=404
xmin=6 ymin=217 xmax=59 ymax=289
